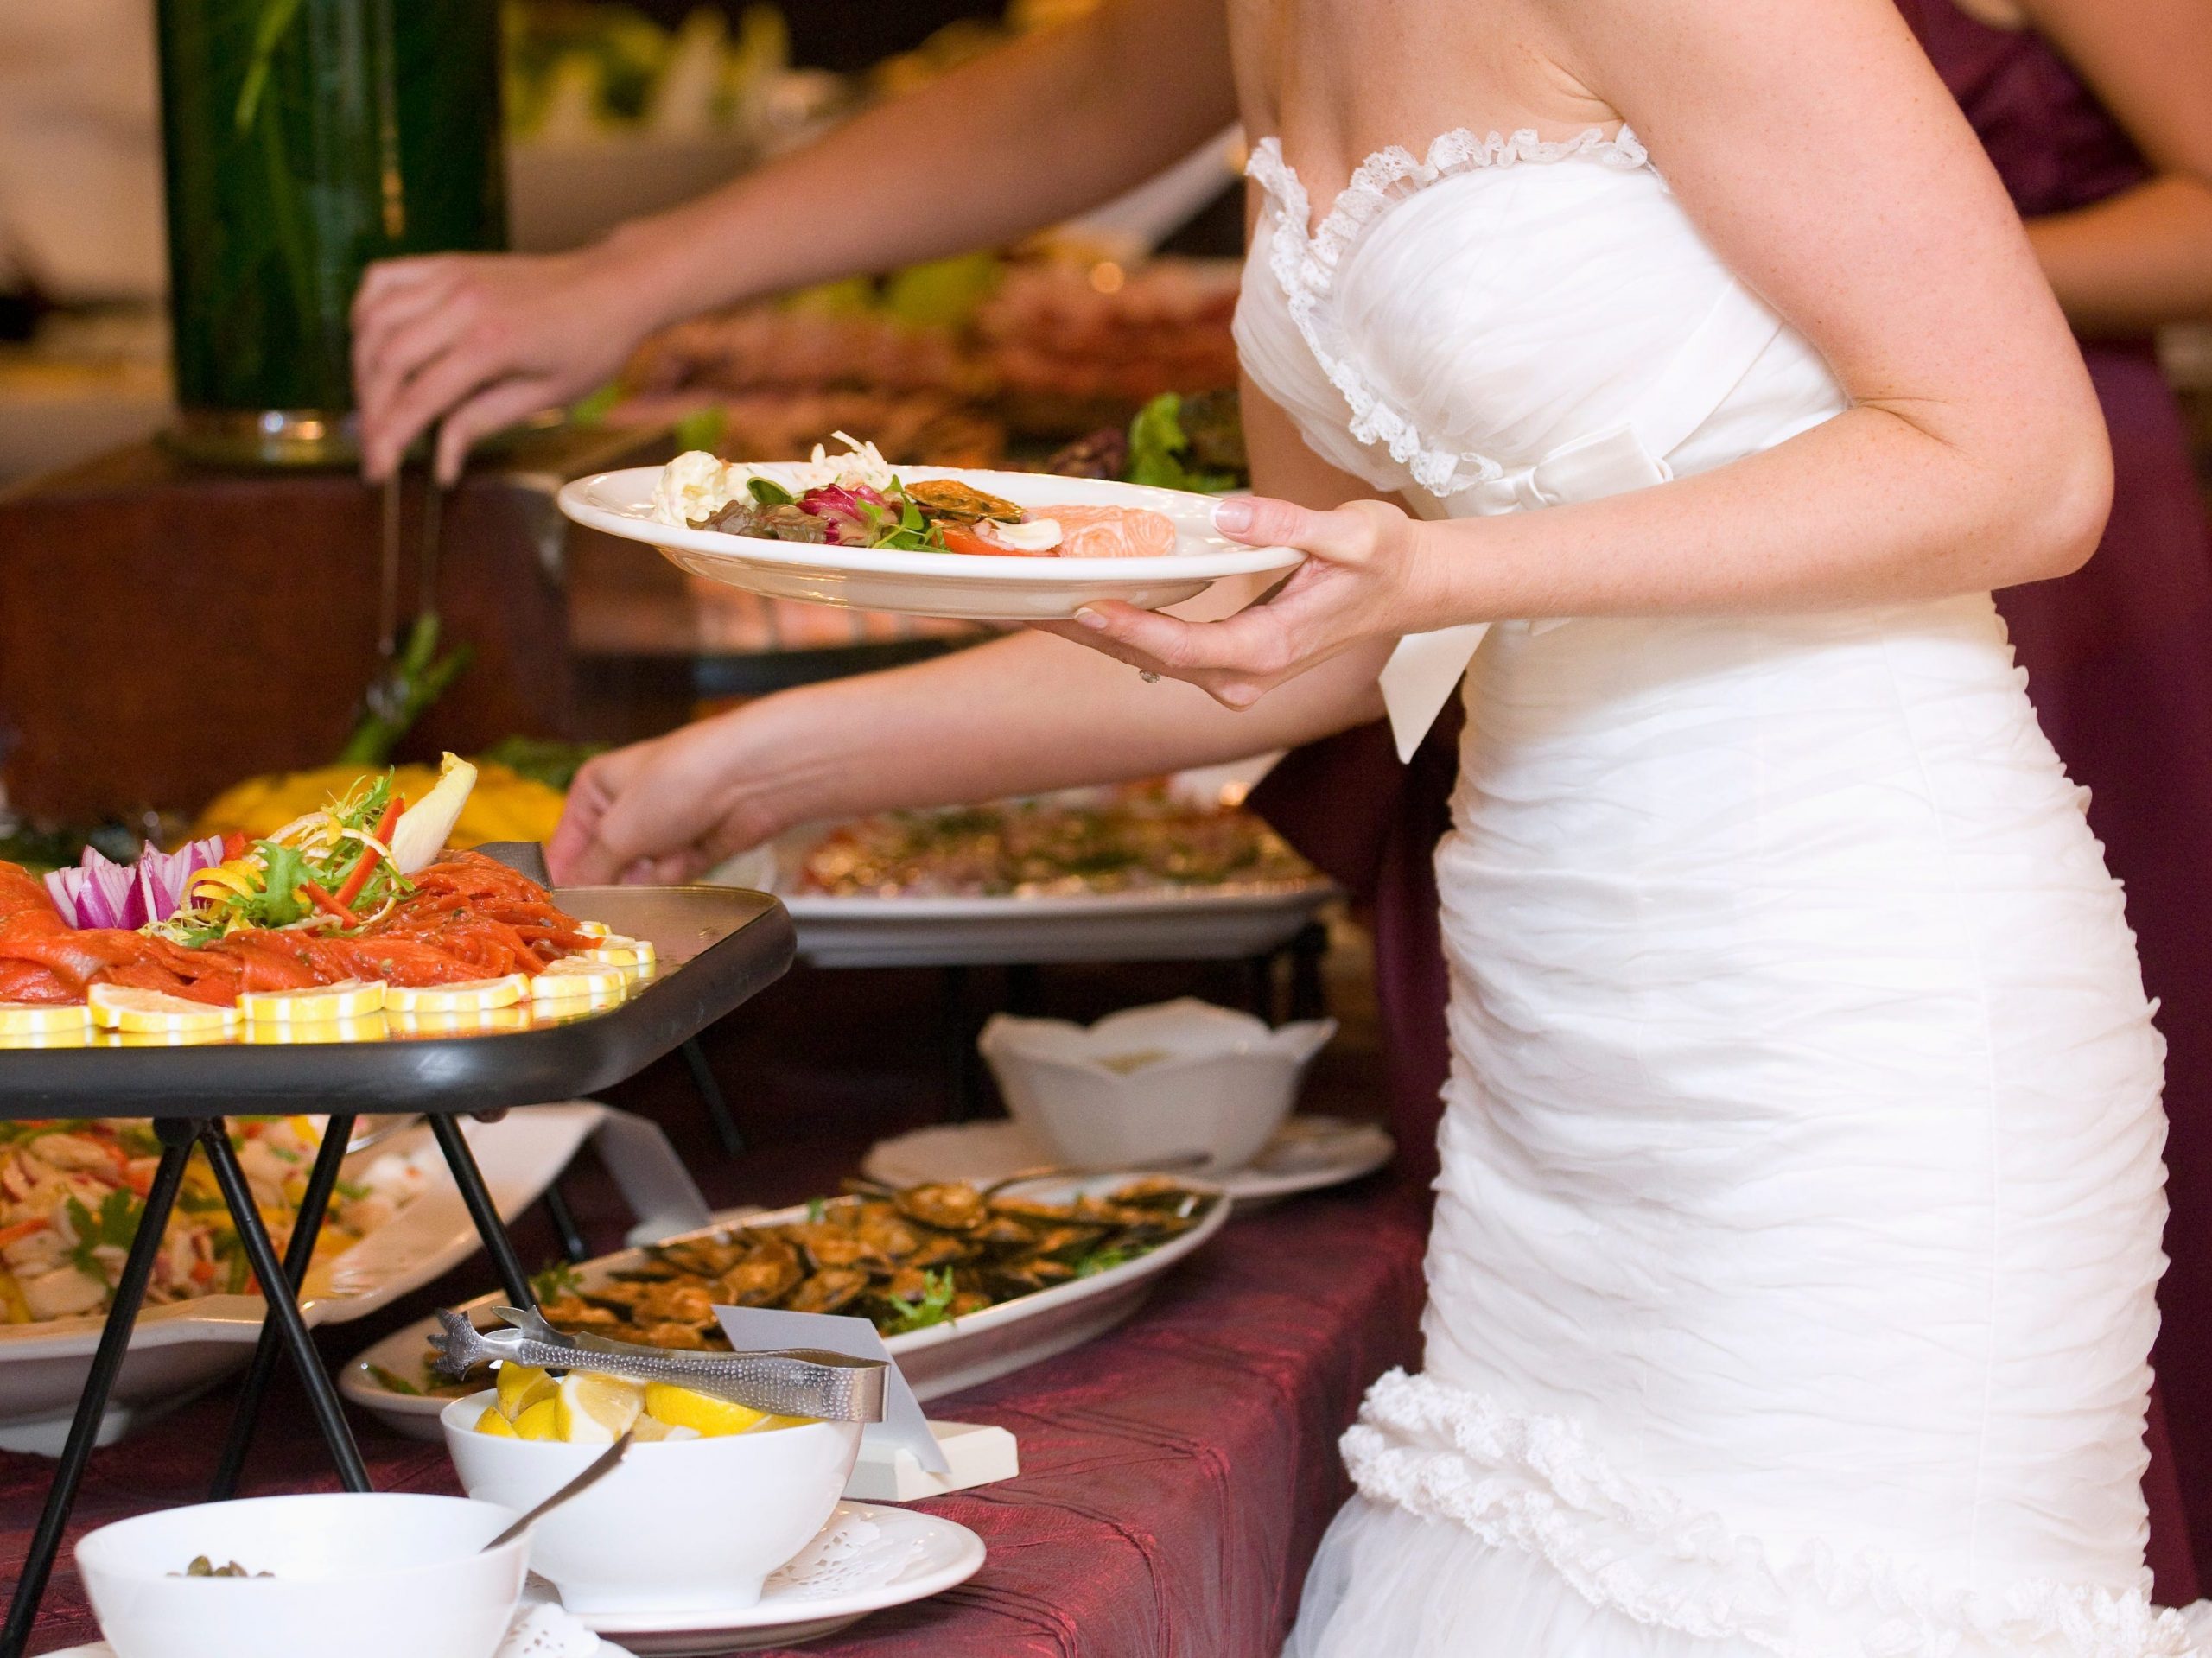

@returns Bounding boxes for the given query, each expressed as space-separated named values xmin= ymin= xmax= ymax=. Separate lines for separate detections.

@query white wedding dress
xmin=1236 ymin=127 xmax=2205 ymax=1655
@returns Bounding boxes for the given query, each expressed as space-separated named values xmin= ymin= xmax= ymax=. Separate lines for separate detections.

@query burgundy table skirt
xmin=0 ymin=1115 xmax=1428 ymax=1658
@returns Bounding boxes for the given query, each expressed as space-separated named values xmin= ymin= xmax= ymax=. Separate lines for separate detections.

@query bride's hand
xmin=1039 ymin=495 xmax=1442 ymax=708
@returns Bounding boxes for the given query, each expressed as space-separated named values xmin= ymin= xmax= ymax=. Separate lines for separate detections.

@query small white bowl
xmin=75 ymin=1491 xmax=528 ymax=1658
xmin=979 ymin=997 xmax=1335 ymax=1174
xmin=442 ymin=1392 xmax=861 ymax=1616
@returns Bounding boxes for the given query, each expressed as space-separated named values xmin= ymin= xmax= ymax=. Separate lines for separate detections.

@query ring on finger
xmin=1139 ymin=669 xmax=1160 ymax=683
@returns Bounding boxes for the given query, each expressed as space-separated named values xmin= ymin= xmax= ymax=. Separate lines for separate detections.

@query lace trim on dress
xmin=1344 ymin=1369 xmax=2206 ymax=1658
xmin=1247 ymin=128 xmax=1649 ymax=499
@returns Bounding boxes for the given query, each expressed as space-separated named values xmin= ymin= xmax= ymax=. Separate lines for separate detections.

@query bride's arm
xmin=1061 ymin=0 xmax=2113 ymax=709
xmin=549 ymin=383 xmax=1389 ymax=885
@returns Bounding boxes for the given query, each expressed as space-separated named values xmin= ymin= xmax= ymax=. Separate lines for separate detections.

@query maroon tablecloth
xmin=1 ymin=963 xmax=1428 ymax=1658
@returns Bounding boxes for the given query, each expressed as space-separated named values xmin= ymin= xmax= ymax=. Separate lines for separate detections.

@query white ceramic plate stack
xmin=556 ymin=466 xmax=1305 ymax=621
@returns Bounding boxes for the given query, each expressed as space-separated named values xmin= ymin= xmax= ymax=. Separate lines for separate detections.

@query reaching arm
xmin=2016 ymin=0 xmax=2212 ymax=334
xmin=1066 ymin=0 xmax=2113 ymax=708
xmin=353 ymin=0 xmax=1236 ymax=480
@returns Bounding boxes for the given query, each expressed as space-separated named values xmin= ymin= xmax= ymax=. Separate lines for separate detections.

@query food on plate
xmin=0 ymin=1117 xmax=425 ymax=1324
xmin=0 ymin=757 xmax=610 ymax=1020
xmin=465 ymin=1365 xmax=816 ymax=1444
xmin=192 ymin=759 xmax=566 ymax=852
xmin=650 ymin=435 xmax=1181 ymax=560
xmin=175 ymin=1557 xmax=270 ymax=1579
xmin=798 ymin=781 xmax=1316 ymax=899
xmin=392 ymin=1177 xmax=1216 ymax=1394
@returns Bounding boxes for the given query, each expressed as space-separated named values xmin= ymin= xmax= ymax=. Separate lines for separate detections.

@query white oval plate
xmin=556 ymin=466 xmax=1304 ymax=620
xmin=863 ymin=1116 xmax=1395 ymax=1210
xmin=342 ymin=1173 xmax=1229 ymax=1438
xmin=0 ymin=1105 xmax=607 ymax=1452
xmin=560 ymin=1501 xmax=986 ymax=1655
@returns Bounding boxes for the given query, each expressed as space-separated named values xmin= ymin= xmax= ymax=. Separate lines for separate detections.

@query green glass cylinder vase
xmin=156 ymin=0 xmax=507 ymax=466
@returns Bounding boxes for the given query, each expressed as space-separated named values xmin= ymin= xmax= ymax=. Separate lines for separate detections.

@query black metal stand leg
xmin=1 ymin=1125 xmax=196 ymax=1658
xmin=207 ymin=1113 xmax=356 ymax=1500
xmin=541 ymin=1178 xmax=588 ymax=1265
xmin=428 ymin=1114 xmax=537 ymax=1310
xmin=1247 ymin=952 xmax=1278 ymax=1023
xmin=1004 ymin=964 xmax=1043 ymax=1017
xmin=198 ymin=1122 xmax=369 ymax=1495
xmin=680 ymin=1037 xmax=744 ymax=1158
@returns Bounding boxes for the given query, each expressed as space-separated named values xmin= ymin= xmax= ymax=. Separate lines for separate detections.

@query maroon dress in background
xmin=1252 ymin=0 xmax=2212 ymax=1599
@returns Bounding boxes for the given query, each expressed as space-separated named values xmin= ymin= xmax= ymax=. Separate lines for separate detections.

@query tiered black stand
xmin=0 ymin=883 xmax=793 ymax=1658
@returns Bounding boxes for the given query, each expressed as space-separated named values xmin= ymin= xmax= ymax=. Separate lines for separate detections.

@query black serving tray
xmin=0 ymin=885 xmax=793 ymax=1118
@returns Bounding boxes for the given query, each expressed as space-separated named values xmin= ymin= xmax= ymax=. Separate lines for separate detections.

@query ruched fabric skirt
xmin=1287 ymin=598 xmax=2205 ymax=1655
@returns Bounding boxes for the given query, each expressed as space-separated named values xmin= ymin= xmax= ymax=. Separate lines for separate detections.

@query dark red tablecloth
xmin=1 ymin=963 xmax=1429 ymax=1658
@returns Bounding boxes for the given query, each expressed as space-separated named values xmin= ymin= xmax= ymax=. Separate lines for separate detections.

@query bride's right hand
xmin=352 ymin=238 xmax=661 ymax=485
xmin=549 ymin=713 xmax=785 ymax=887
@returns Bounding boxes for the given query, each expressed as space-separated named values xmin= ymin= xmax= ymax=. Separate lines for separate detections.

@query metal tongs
xmin=429 ymin=1305 xmax=888 ymax=1424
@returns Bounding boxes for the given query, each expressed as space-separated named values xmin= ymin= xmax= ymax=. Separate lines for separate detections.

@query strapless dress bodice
xmin=1233 ymin=128 xmax=1847 ymax=517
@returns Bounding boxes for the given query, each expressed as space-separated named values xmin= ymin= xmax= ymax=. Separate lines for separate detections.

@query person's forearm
xmin=1401 ymin=400 xmax=2110 ymax=628
xmin=2028 ymin=175 xmax=2212 ymax=335
xmin=607 ymin=0 xmax=1236 ymax=334
xmin=728 ymin=628 xmax=1383 ymax=834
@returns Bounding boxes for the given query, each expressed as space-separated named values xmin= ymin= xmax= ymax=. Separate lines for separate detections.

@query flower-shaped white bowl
xmin=442 ymin=1392 xmax=861 ymax=1616
xmin=979 ymin=997 xmax=1335 ymax=1174
xmin=75 ymin=1492 xmax=528 ymax=1658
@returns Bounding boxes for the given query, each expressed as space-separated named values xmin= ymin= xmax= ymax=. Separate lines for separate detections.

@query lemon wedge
xmin=758 ymin=1413 xmax=823 ymax=1432
xmin=240 ymin=980 xmax=387 ymax=1023
xmin=642 ymin=1382 xmax=766 ymax=1438
xmin=87 ymin=985 xmax=238 ymax=1035
xmin=474 ymin=1405 xmax=518 ymax=1439
xmin=496 ymin=1363 xmax=556 ymax=1420
xmin=530 ymin=959 xmax=627 ymax=1002
xmin=511 ymin=1397 xmax=561 ymax=1441
xmin=579 ymin=936 xmax=657 ymax=972
xmin=243 ymin=1014 xmax=388 ymax=1045
xmin=0 ymin=1002 xmax=92 ymax=1037
xmin=628 ymin=1415 xmax=702 ymax=1443
xmin=384 ymin=975 xmax=528 ymax=1016
xmin=556 ymin=1372 xmax=645 ymax=1443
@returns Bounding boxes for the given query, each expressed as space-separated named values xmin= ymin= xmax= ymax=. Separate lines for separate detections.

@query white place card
xmin=712 ymin=1305 xmax=949 ymax=1474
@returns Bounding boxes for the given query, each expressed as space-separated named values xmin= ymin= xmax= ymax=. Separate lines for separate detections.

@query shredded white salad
xmin=649 ymin=432 xmax=899 ymax=527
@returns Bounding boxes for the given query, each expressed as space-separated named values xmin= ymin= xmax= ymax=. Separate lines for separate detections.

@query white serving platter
xmin=0 ymin=1104 xmax=606 ymax=1452
xmin=556 ymin=465 xmax=1304 ymax=620
xmin=342 ymin=1172 xmax=1230 ymax=1439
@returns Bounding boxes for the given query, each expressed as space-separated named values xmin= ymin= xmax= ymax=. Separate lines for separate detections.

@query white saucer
xmin=862 ymin=1115 xmax=1394 ymax=1209
xmin=556 ymin=1502 xmax=985 ymax=1654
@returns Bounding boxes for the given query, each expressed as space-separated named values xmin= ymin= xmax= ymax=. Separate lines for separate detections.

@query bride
xmin=357 ymin=0 xmax=2196 ymax=1648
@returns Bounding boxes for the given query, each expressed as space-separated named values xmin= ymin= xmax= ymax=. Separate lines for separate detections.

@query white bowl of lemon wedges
xmin=440 ymin=1366 xmax=861 ymax=1616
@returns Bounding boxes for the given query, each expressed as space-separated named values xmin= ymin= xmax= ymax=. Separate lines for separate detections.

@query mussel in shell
xmin=905 ymin=480 xmax=1023 ymax=524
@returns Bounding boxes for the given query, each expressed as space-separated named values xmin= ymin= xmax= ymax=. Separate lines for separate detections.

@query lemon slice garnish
xmin=530 ymin=959 xmax=627 ymax=1001
xmin=577 ymin=920 xmax=612 ymax=938
xmin=556 ymin=1372 xmax=645 ymax=1443
xmin=384 ymin=975 xmax=527 ymax=1016
xmin=0 ymin=1023 xmax=93 ymax=1051
xmin=242 ymin=1014 xmax=388 ymax=1045
xmin=642 ymin=1382 xmax=767 ymax=1439
xmin=578 ymin=936 xmax=657 ymax=972
xmin=496 ymin=1363 xmax=556 ymax=1420
xmin=239 ymin=980 xmax=387 ymax=1023
xmin=0 ymin=1002 xmax=92 ymax=1037
xmin=389 ymin=1005 xmax=532 ymax=1038
xmin=474 ymin=1405 xmax=518 ymax=1439
xmin=87 ymin=984 xmax=238 ymax=1035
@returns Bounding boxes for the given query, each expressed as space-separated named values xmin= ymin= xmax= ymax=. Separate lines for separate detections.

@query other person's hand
xmin=548 ymin=714 xmax=773 ymax=886
xmin=352 ymin=243 xmax=658 ymax=483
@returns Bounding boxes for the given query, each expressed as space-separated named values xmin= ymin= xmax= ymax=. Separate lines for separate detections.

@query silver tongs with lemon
xmin=434 ymin=1305 xmax=887 ymax=1444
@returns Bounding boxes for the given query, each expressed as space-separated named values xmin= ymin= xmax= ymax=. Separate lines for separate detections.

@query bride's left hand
xmin=1036 ymin=495 xmax=1442 ymax=708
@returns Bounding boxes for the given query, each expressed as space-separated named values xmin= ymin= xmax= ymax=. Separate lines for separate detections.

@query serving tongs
xmin=429 ymin=1305 xmax=888 ymax=1423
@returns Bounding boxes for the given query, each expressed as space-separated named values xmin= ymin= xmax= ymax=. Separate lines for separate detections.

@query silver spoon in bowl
xmin=480 ymin=1428 xmax=635 ymax=1553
